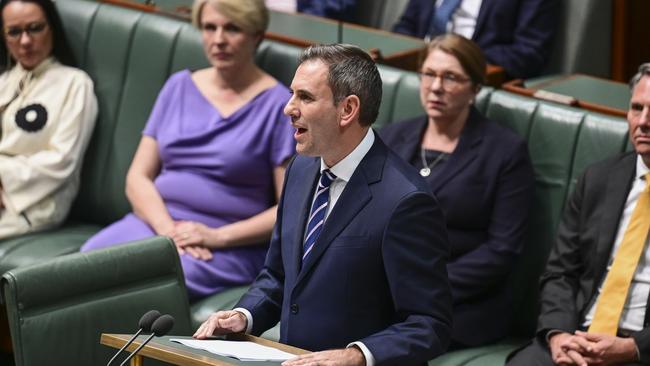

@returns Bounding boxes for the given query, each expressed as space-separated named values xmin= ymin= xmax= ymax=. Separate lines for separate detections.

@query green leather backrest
xmin=170 ymin=25 xmax=210 ymax=72
xmin=2 ymin=237 xmax=191 ymax=366
xmin=569 ymin=113 xmax=630 ymax=193
xmin=484 ymin=91 xmax=629 ymax=338
xmin=485 ymin=91 xmax=538 ymax=139
xmin=509 ymin=102 xmax=584 ymax=336
xmin=58 ymin=1 xmax=146 ymax=224
xmin=389 ymin=70 xmax=423 ymax=125
xmin=256 ymin=41 xmax=303 ymax=87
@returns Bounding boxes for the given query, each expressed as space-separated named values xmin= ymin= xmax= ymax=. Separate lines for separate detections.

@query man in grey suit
xmin=508 ymin=63 xmax=650 ymax=366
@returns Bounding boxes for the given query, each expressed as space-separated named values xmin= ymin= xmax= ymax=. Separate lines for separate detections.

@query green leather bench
xmin=0 ymin=0 xmax=632 ymax=364
xmin=0 ymin=0 xmax=301 ymax=275
xmin=0 ymin=0 xmax=473 ymax=278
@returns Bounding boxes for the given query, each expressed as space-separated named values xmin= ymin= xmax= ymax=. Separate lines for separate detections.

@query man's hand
xmin=193 ymin=310 xmax=247 ymax=339
xmin=282 ymin=347 xmax=365 ymax=366
xmin=549 ymin=332 xmax=589 ymax=366
xmin=572 ymin=331 xmax=639 ymax=365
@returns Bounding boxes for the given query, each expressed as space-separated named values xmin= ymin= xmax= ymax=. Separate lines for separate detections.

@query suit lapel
xmin=290 ymin=158 xmax=321 ymax=278
xmin=295 ymin=138 xmax=385 ymax=286
xmin=388 ymin=117 xmax=427 ymax=163
xmin=591 ymin=154 xmax=637 ymax=296
xmin=430 ymin=109 xmax=484 ymax=193
xmin=473 ymin=0 xmax=492 ymax=39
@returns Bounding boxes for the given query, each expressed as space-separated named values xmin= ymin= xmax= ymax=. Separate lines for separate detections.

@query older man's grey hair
xmin=298 ymin=44 xmax=382 ymax=127
xmin=629 ymin=63 xmax=650 ymax=90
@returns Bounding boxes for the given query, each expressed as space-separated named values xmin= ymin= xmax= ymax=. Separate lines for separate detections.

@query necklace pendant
xmin=420 ymin=167 xmax=431 ymax=177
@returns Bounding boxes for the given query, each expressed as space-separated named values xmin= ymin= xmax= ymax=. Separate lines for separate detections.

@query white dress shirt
xmin=583 ymin=156 xmax=650 ymax=332
xmin=265 ymin=0 xmax=297 ymax=13
xmin=237 ymin=129 xmax=376 ymax=365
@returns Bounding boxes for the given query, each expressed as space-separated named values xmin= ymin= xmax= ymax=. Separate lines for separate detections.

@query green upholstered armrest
xmin=2 ymin=236 xmax=191 ymax=366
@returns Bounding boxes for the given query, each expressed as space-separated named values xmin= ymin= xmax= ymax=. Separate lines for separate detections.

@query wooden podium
xmin=101 ymin=333 xmax=309 ymax=366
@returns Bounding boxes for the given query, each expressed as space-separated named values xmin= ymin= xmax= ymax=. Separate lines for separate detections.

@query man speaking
xmin=194 ymin=44 xmax=452 ymax=366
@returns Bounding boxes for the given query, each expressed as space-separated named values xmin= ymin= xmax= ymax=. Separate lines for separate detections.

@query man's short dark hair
xmin=299 ymin=44 xmax=382 ymax=127
xmin=629 ymin=63 xmax=650 ymax=91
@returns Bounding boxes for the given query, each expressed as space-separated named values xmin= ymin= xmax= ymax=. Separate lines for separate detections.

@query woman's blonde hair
xmin=191 ymin=0 xmax=269 ymax=35
xmin=426 ymin=34 xmax=486 ymax=86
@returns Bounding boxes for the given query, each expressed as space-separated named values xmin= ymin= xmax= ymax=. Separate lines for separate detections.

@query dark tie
xmin=429 ymin=0 xmax=463 ymax=37
xmin=303 ymin=170 xmax=336 ymax=260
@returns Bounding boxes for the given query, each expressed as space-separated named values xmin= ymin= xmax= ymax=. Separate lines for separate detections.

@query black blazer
xmin=380 ymin=108 xmax=534 ymax=346
xmin=392 ymin=0 xmax=559 ymax=79
xmin=538 ymin=152 xmax=650 ymax=362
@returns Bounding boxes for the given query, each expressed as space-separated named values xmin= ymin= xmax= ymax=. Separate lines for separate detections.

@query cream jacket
xmin=0 ymin=57 xmax=97 ymax=234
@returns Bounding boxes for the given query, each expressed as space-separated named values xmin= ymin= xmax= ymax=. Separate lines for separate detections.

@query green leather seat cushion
xmin=0 ymin=222 xmax=101 ymax=275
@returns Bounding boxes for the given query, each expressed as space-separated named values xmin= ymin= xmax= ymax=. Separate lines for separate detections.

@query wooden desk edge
xmin=101 ymin=333 xmax=309 ymax=366
xmin=502 ymin=79 xmax=627 ymax=117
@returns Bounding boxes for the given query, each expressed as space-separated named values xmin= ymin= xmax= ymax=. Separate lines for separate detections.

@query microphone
xmin=119 ymin=314 xmax=175 ymax=366
xmin=106 ymin=310 xmax=161 ymax=366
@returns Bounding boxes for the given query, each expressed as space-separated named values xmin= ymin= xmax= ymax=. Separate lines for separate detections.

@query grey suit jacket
xmin=537 ymin=152 xmax=650 ymax=362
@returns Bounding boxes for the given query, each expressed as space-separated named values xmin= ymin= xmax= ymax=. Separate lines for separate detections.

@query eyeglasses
xmin=419 ymin=70 xmax=470 ymax=91
xmin=3 ymin=22 xmax=48 ymax=40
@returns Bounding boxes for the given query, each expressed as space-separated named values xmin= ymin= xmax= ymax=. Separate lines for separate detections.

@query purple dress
xmin=81 ymin=70 xmax=295 ymax=300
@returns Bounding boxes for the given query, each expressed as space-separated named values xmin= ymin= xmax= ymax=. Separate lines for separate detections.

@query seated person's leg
xmin=180 ymin=245 xmax=266 ymax=301
xmin=81 ymin=213 xmax=155 ymax=251
xmin=507 ymin=337 xmax=555 ymax=366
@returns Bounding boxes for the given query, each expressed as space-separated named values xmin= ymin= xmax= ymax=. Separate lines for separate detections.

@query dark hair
xmin=630 ymin=63 xmax=650 ymax=91
xmin=0 ymin=0 xmax=76 ymax=71
xmin=299 ymin=44 xmax=382 ymax=127
xmin=426 ymin=34 xmax=486 ymax=86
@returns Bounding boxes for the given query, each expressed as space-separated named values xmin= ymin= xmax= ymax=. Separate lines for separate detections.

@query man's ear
xmin=339 ymin=95 xmax=361 ymax=128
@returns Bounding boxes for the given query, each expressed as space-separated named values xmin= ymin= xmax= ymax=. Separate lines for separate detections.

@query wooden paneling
xmin=611 ymin=0 xmax=650 ymax=82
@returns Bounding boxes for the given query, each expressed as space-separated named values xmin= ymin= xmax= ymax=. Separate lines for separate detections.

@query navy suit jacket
xmin=392 ymin=0 xmax=559 ymax=79
xmin=236 ymin=136 xmax=452 ymax=365
xmin=380 ymin=109 xmax=534 ymax=346
xmin=297 ymin=0 xmax=357 ymax=22
xmin=538 ymin=153 xmax=650 ymax=362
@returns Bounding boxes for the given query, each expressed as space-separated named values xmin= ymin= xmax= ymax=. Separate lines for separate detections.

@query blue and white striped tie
xmin=303 ymin=170 xmax=336 ymax=260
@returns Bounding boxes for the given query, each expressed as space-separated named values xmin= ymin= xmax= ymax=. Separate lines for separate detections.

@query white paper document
xmin=170 ymin=338 xmax=297 ymax=362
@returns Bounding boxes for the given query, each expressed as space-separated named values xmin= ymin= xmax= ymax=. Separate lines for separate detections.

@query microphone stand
xmin=106 ymin=328 xmax=143 ymax=366
xmin=118 ymin=333 xmax=157 ymax=366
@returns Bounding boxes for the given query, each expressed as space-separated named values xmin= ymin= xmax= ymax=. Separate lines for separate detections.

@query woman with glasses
xmin=82 ymin=0 xmax=295 ymax=301
xmin=380 ymin=34 xmax=534 ymax=349
xmin=0 ymin=0 xmax=97 ymax=238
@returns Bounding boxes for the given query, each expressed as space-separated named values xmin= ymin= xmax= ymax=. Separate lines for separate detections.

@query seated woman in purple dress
xmin=81 ymin=0 xmax=295 ymax=301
